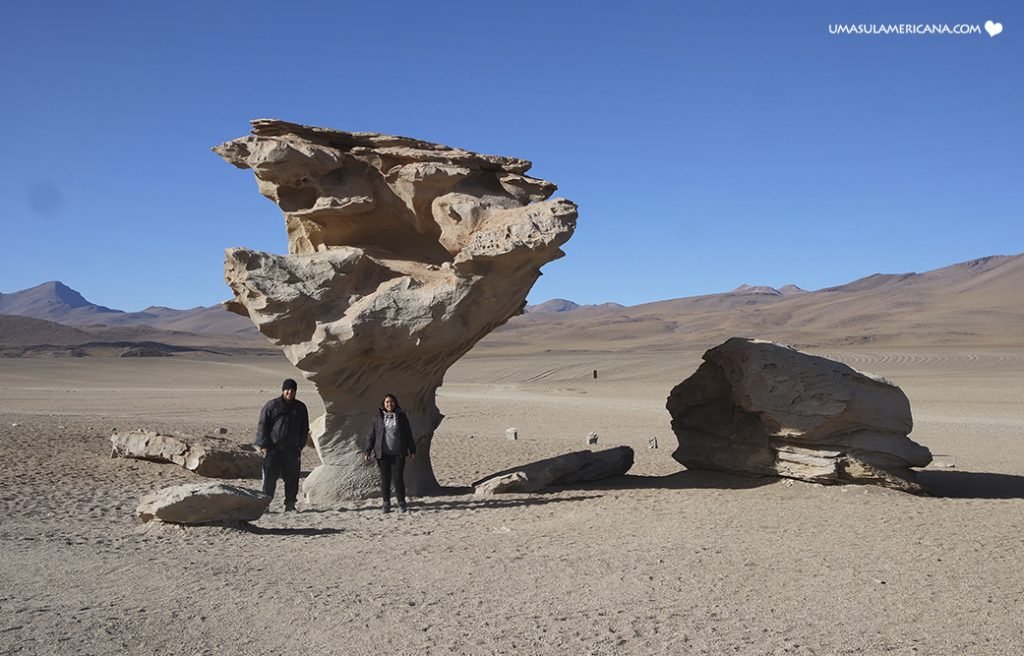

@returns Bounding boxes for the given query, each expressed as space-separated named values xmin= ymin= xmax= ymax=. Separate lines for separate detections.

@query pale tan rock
xmin=110 ymin=430 xmax=262 ymax=479
xmin=136 ymin=483 xmax=270 ymax=524
xmin=214 ymin=119 xmax=578 ymax=505
xmin=473 ymin=447 xmax=635 ymax=494
xmin=666 ymin=338 xmax=932 ymax=493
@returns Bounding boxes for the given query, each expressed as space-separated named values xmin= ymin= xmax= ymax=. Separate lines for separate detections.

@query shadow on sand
xmin=289 ymin=470 xmax=1024 ymax=513
xmin=917 ymin=470 xmax=1024 ymax=499
xmin=238 ymin=524 xmax=345 ymax=536
xmin=568 ymin=469 xmax=776 ymax=492
xmin=294 ymin=488 xmax=602 ymax=514
xmin=575 ymin=469 xmax=1024 ymax=499
xmin=410 ymin=493 xmax=602 ymax=511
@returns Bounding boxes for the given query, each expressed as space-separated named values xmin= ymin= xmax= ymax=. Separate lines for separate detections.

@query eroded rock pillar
xmin=215 ymin=119 xmax=578 ymax=506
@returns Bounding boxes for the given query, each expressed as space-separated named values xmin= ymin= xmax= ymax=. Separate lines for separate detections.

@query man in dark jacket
xmin=256 ymin=378 xmax=310 ymax=512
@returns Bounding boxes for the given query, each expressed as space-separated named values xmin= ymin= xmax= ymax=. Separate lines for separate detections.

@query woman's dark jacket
xmin=365 ymin=409 xmax=416 ymax=459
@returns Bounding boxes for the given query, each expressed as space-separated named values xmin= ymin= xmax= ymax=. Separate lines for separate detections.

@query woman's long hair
xmin=379 ymin=393 xmax=401 ymax=412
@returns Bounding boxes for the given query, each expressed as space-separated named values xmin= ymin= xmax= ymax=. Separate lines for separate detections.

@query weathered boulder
xmin=110 ymin=430 xmax=263 ymax=478
xmin=215 ymin=119 xmax=578 ymax=505
xmin=137 ymin=483 xmax=270 ymax=524
xmin=473 ymin=446 xmax=635 ymax=494
xmin=667 ymin=338 xmax=932 ymax=493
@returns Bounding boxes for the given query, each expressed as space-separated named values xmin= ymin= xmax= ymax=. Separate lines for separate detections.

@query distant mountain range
xmin=523 ymin=286 xmax=805 ymax=313
xmin=0 ymin=283 xmax=263 ymax=356
xmin=2 ymin=253 xmax=1022 ymax=355
xmin=0 ymin=281 xmax=118 ymax=320
xmin=730 ymin=284 xmax=807 ymax=297
xmin=482 ymin=254 xmax=1024 ymax=351
xmin=0 ymin=282 xmax=256 ymax=335
xmin=0 ymin=314 xmax=247 ymax=357
xmin=525 ymin=299 xmax=626 ymax=313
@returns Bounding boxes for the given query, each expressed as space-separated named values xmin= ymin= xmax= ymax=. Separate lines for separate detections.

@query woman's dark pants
xmin=376 ymin=454 xmax=407 ymax=509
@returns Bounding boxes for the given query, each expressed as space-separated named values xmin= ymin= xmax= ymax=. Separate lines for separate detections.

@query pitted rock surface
xmin=667 ymin=338 xmax=932 ymax=493
xmin=111 ymin=430 xmax=262 ymax=479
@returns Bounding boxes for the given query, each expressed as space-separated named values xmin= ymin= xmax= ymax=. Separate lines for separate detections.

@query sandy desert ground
xmin=1 ymin=346 xmax=1023 ymax=655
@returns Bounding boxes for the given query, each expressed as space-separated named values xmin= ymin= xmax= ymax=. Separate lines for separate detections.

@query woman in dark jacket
xmin=364 ymin=393 xmax=416 ymax=513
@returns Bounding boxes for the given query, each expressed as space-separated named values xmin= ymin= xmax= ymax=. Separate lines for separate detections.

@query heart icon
xmin=985 ymin=20 xmax=1003 ymax=37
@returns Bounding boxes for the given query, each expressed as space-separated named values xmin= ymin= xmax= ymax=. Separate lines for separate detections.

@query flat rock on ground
xmin=111 ymin=429 xmax=263 ymax=478
xmin=473 ymin=446 xmax=634 ymax=494
xmin=136 ymin=482 xmax=270 ymax=524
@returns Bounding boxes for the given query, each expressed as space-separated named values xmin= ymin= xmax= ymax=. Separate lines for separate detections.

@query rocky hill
xmin=0 ymin=283 xmax=257 ymax=336
xmin=482 ymin=254 xmax=1024 ymax=352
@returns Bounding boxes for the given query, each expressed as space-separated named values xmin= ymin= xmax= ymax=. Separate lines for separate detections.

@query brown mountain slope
xmin=0 ymin=314 xmax=273 ymax=356
xmin=0 ymin=282 xmax=257 ymax=337
xmin=130 ymin=305 xmax=258 ymax=336
xmin=0 ymin=316 xmax=95 ymax=346
xmin=0 ymin=282 xmax=124 ymax=324
xmin=481 ymin=254 xmax=1024 ymax=352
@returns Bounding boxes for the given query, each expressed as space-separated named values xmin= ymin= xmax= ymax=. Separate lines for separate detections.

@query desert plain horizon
xmin=2 ymin=250 xmax=1023 ymax=655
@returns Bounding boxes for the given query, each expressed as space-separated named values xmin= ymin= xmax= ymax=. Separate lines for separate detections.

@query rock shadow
xmin=239 ymin=524 xmax=345 ymax=536
xmin=564 ymin=469 xmax=1024 ymax=499
xmin=294 ymin=491 xmax=600 ymax=514
xmin=410 ymin=493 xmax=602 ymax=511
xmin=918 ymin=470 xmax=1024 ymax=499
xmin=567 ymin=469 xmax=777 ymax=492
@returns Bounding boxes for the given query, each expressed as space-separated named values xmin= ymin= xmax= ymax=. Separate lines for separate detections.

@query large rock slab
xmin=137 ymin=483 xmax=270 ymax=524
xmin=214 ymin=119 xmax=578 ymax=505
xmin=667 ymin=338 xmax=932 ymax=493
xmin=473 ymin=446 xmax=635 ymax=494
xmin=110 ymin=430 xmax=262 ymax=478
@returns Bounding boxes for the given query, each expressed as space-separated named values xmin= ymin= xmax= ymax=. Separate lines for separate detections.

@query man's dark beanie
xmin=282 ymin=378 xmax=298 ymax=391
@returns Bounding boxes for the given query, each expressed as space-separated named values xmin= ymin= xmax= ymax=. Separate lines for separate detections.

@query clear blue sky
xmin=1 ymin=1 xmax=1021 ymax=311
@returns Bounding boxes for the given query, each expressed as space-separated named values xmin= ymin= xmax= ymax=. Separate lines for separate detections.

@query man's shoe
xmin=382 ymin=506 xmax=392 ymax=513
xmin=398 ymin=505 xmax=407 ymax=513
xmin=284 ymin=504 xmax=297 ymax=512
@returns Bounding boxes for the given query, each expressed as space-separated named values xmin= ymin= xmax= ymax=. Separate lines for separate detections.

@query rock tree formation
xmin=667 ymin=338 xmax=932 ymax=493
xmin=214 ymin=119 xmax=578 ymax=505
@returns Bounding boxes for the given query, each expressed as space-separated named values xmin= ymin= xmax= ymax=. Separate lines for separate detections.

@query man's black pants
xmin=262 ymin=448 xmax=301 ymax=507
xmin=376 ymin=453 xmax=407 ymax=509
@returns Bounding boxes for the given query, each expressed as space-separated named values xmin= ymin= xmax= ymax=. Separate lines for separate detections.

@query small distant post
xmin=506 ymin=427 xmax=519 ymax=441
xmin=593 ymin=369 xmax=598 ymax=379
